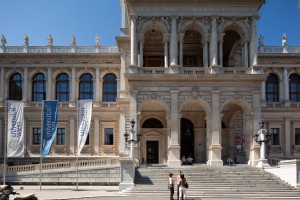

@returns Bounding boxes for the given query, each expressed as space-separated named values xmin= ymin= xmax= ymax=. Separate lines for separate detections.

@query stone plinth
xmin=119 ymin=157 xmax=136 ymax=191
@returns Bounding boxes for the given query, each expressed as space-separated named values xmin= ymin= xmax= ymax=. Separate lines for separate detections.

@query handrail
xmin=4 ymin=157 xmax=120 ymax=174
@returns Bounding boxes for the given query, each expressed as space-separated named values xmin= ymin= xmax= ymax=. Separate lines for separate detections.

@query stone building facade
xmin=1 ymin=0 xmax=300 ymax=167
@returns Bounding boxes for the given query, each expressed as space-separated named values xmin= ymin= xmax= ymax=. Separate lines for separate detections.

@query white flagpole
xmin=76 ymin=100 xmax=79 ymax=190
xmin=3 ymin=99 xmax=7 ymax=185
xmin=39 ymin=100 xmax=44 ymax=190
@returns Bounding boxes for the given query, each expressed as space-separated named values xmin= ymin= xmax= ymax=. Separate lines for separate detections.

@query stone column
xmin=218 ymin=33 xmax=225 ymax=68
xmin=202 ymin=34 xmax=209 ymax=68
xmin=70 ymin=118 xmax=75 ymax=155
xmin=179 ymin=33 xmax=184 ymax=67
xmin=251 ymin=90 xmax=262 ymax=166
xmin=95 ymin=67 xmax=100 ymax=102
xmin=170 ymin=17 xmax=178 ymax=66
xmin=208 ymin=90 xmax=223 ymax=166
xmin=138 ymin=34 xmax=144 ymax=67
xmin=285 ymin=118 xmax=291 ymax=157
xmin=250 ymin=17 xmax=258 ymax=67
xmin=47 ymin=67 xmax=52 ymax=100
xmin=22 ymin=67 xmax=28 ymax=102
xmin=168 ymin=90 xmax=181 ymax=167
xmin=0 ymin=66 xmax=5 ymax=101
xmin=205 ymin=115 xmax=212 ymax=164
xmin=210 ymin=17 xmax=218 ymax=67
xmin=283 ymin=68 xmax=290 ymax=106
xmin=119 ymin=109 xmax=126 ymax=155
xmin=130 ymin=17 xmax=138 ymax=66
xmin=94 ymin=118 xmax=99 ymax=155
xmin=119 ymin=51 xmax=127 ymax=98
xmin=70 ymin=67 xmax=76 ymax=103
xmin=243 ymin=34 xmax=251 ymax=68
xmin=0 ymin=119 xmax=2 ymax=154
xmin=130 ymin=90 xmax=138 ymax=159
xmin=163 ymin=33 xmax=169 ymax=68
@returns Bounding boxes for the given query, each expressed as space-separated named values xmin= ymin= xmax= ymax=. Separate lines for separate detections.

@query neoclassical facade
xmin=1 ymin=0 xmax=300 ymax=167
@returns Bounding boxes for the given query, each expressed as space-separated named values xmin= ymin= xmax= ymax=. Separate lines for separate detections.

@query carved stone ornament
xmin=192 ymin=87 xmax=199 ymax=99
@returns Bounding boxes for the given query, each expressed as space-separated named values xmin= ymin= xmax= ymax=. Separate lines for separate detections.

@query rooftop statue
xmin=95 ymin=35 xmax=100 ymax=46
xmin=24 ymin=34 xmax=29 ymax=46
xmin=282 ymin=33 xmax=287 ymax=46
xmin=47 ymin=34 xmax=53 ymax=45
xmin=258 ymin=35 xmax=264 ymax=46
xmin=71 ymin=35 xmax=76 ymax=46
xmin=1 ymin=35 xmax=7 ymax=46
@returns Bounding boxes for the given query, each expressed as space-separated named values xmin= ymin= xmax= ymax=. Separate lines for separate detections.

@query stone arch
xmin=220 ymin=97 xmax=252 ymax=115
xmin=5 ymin=70 xmax=23 ymax=80
xmin=138 ymin=97 xmax=170 ymax=115
xmin=76 ymin=70 xmax=95 ymax=79
xmin=179 ymin=98 xmax=212 ymax=115
xmin=100 ymin=70 xmax=119 ymax=79
xmin=219 ymin=20 xmax=248 ymax=36
xmin=180 ymin=21 xmax=208 ymax=35
xmin=140 ymin=20 xmax=168 ymax=34
xmin=29 ymin=70 xmax=47 ymax=80
xmin=141 ymin=116 xmax=166 ymax=128
xmin=52 ymin=70 xmax=71 ymax=80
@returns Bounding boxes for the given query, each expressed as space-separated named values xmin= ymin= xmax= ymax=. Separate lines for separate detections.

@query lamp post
xmin=253 ymin=118 xmax=271 ymax=168
xmin=124 ymin=119 xmax=142 ymax=160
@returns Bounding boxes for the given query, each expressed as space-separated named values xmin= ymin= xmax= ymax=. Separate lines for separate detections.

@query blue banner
xmin=42 ymin=100 xmax=58 ymax=157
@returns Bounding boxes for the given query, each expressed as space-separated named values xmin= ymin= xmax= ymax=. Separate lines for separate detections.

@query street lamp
xmin=253 ymin=118 xmax=270 ymax=168
xmin=124 ymin=119 xmax=142 ymax=159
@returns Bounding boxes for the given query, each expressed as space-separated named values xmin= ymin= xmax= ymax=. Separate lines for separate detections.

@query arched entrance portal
xmin=180 ymin=118 xmax=194 ymax=161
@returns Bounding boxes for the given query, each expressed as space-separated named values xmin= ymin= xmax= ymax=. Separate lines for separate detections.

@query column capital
xmin=170 ymin=89 xmax=179 ymax=94
xmin=163 ymin=33 xmax=170 ymax=43
xmin=218 ymin=33 xmax=225 ymax=42
xmin=205 ymin=114 xmax=212 ymax=120
xmin=178 ymin=32 xmax=185 ymax=42
xmin=138 ymin=33 xmax=144 ymax=43
xmin=211 ymin=90 xmax=221 ymax=94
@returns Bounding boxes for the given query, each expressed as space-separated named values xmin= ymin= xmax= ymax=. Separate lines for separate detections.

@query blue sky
xmin=1 ymin=0 xmax=299 ymax=47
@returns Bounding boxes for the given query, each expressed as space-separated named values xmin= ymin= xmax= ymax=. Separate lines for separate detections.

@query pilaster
xmin=170 ymin=17 xmax=178 ymax=67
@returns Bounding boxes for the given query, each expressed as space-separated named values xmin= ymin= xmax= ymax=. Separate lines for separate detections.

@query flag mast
xmin=3 ymin=99 xmax=7 ymax=185
xmin=39 ymin=100 xmax=44 ymax=190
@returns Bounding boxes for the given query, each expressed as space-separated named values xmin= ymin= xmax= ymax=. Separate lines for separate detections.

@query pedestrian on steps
xmin=179 ymin=174 xmax=187 ymax=200
xmin=168 ymin=173 xmax=174 ymax=200
xmin=177 ymin=170 xmax=182 ymax=200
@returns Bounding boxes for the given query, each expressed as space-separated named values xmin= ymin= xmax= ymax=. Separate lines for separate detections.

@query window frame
xmin=79 ymin=73 xmax=93 ymax=100
xmin=32 ymin=127 xmax=41 ymax=145
xmin=56 ymin=128 xmax=66 ymax=145
xmin=289 ymin=73 xmax=300 ymax=102
xmin=56 ymin=73 xmax=70 ymax=102
xmin=9 ymin=72 xmax=23 ymax=101
xmin=265 ymin=73 xmax=279 ymax=102
xmin=269 ymin=127 xmax=280 ymax=146
xmin=104 ymin=128 xmax=114 ymax=145
xmin=32 ymin=73 xmax=46 ymax=102
xmin=102 ymin=73 xmax=117 ymax=102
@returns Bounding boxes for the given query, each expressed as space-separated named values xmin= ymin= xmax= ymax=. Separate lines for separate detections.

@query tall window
xmin=56 ymin=73 xmax=69 ymax=101
xmin=32 ymin=73 xmax=46 ymax=102
xmin=103 ymin=73 xmax=117 ymax=102
xmin=104 ymin=128 xmax=114 ymax=145
xmin=266 ymin=73 xmax=279 ymax=102
xmin=289 ymin=74 xmax=300 ymax=102
xmin=85 ymin=134 xmax=90 ymax=145
xmin=295 ymin=128 xmax=300 ymax=145
xmin=270 ymin=128 xmax=280 ymax=145
xmin=33 ymin=128 xmax=41 ymax=144
xmin=79 ymin=73 xmax=93 ymax=100
xmin=9 ymin=73 xmax=22 ymax=100
xmin=57 ymin=128 xmax=66 ymax=145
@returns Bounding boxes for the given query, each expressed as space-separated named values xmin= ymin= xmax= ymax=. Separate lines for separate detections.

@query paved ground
xmin=6 ymin=185 xmax=300 ymax=200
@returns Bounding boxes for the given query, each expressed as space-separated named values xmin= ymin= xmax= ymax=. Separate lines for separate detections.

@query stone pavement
xmin=7 ymin=185 xmax=300 ymax=200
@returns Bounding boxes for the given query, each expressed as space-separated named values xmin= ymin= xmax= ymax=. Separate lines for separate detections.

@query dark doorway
xmin=180 ymin=118 xmax=194 ymax=160
xmin=146 ymin=141 xmax=159 ymax=164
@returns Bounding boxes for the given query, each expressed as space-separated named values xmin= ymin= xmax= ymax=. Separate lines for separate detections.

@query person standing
xmin=168 ymin=173 xmax=174 ymax=200
xmin=179 ymin=174 xmax=187 ymax=200
xmin=176 ymin=170 xmax=182 ymax=200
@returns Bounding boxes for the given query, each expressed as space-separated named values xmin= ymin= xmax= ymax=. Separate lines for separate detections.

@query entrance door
xmin=146 ymin=141 xmax=159 ymax=164
xmin=181 ymin=118 xmax=194 ymax=160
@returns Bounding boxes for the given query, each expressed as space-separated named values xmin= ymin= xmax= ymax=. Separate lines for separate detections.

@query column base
xmin=207 ymin=144 xmax=223 ymax=166
xmin=256 ymin=159 xmax=271 ymax=169
xmin=168 ymin=144 xmax=181 ymax=167
xmin=170 ymin=65 xmax=180 ymax=74
xmin=284 ymin=101 xmax=290 ymax=108
xmin=119 ymin=158 xmax=136 ymax=191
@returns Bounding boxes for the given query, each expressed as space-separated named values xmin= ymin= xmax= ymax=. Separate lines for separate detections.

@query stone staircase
xmin=122 ymin=164 xmax=300 ymax=199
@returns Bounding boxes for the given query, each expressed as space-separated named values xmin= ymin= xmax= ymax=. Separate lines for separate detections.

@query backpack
xmin=185 ymin=182 xmax=189 ymax=189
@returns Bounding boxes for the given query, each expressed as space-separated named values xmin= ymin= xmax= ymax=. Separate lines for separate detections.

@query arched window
xmin=9 ymin=73 xmax=22 ymax=100
xmin=142 ymin=118 xmax=163 ymax=128
xmin=265 ymin=74 xmax=279 ymax=102
xmin=32 ymin=73 xmax=46 ymax=102
xmin=103 ymin=73 xmax=117 ymax=102
xmin=56 ymin=73 xmax=69 ymax=101
xmin=289 ymin=73 xmax=300 ymax=102
xmin=79 ymin=73 xmax=93 ymax=100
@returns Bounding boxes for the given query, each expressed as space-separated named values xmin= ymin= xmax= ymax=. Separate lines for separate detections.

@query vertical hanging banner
xmin=42 ymin=100 xmax=58 ymax=157
xmin=77 ymin=99 xmax=92 ymax=156
xmin=7 ymin=100 xmax=24 ymax=157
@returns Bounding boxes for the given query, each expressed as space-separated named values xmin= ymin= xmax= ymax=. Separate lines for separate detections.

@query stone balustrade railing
xmin=258 ymin=46 xmax=300 ymax=54
xmin=0 ymin=46 xmax=118 ymax=54
xmin=3 ymin=157 xmax=119 ymax=174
